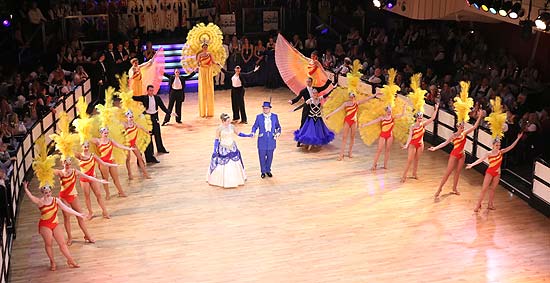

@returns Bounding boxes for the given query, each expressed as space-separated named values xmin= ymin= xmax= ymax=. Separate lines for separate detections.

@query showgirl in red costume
xmin=123 ymin=110 xmax=151 ymax=180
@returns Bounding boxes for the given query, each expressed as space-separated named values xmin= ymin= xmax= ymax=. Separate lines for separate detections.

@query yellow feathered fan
xmin=95 ymin=87 xmax=128 ymax=164
xmin=49 ymin=111 xmax=80 ymax=160
xmin=453 ymin=81 xmax=474 ymax=124
xmin=485 ymin=96 xmax=507 ymax=139
xmin=408 ymin=73 xmax=426 ymax=113
xmin=181 ymin=23 xmax=227 ymax=76
xmin=32 ymin=136 xmax=58 ymax=188
xmin=322 ymin=87 xmax=351 ymax=134
xmin=358 ymin=68 xmax=411 ymax=145
xmin=117 ymin=75 xmax=152 ymax=152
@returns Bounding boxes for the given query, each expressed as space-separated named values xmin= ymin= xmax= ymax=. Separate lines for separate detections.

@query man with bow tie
xmin=251 ymin=101 xmax=281 ymax=179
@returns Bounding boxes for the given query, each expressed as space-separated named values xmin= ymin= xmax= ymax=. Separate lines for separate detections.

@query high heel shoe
xmin=337 ymin=154 xmax=344 ymax=161
xmin=84 ymin=236 xmax=96 ymax=244
xmin=49 ymin=262 xmax=57 ymax=271
xmin=67 ymin=260 xmax=80 ymax=268
xmin=474 ymin=204 xmax=482 ymax=212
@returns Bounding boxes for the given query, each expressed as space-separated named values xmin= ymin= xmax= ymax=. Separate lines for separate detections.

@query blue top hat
xmin=262 ymin=101 xmax=272 ymax=108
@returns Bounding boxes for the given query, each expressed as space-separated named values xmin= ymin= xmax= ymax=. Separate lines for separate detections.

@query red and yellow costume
xmin=38 ymin=198 xmax=59 ymax=231
xmin=344 ymin=102 xmax=358 ymax=126
xmin=380 ymin=117 xmax=395 ymax=139
xmin=78 ymin=154 xmax=96 ymax=182
xmin=450 ymin=133 xmax=467 ymax=159
xmin=59 ymin=170 xmax=77 ymax=203
xmin=125 ymin=124 xmax=138 ymax=147
xmin=486 ymin=151 xmax=503 ymax=177
xmin=410 ymin=124 xmax=425 ymax=148
xmin=98 ymin=140 xmax=114 ymax=163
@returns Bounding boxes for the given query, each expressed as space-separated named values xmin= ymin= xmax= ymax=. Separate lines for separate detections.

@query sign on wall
xmin=219 ymin=14 xmax=236 ymax=35
xmin=263 ymin=11 xmax=279 ymax=32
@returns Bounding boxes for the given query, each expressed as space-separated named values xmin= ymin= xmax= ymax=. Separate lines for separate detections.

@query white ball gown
xmin=207 ymin=125 xmax=247 ymax=188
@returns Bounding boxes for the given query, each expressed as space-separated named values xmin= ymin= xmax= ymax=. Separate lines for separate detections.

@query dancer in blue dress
xmin=293 ymin=89 xmax=335 ymax=150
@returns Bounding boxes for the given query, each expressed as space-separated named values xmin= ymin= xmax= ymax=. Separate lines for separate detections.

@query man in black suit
xmin=92 ymin=53 xmax=109 ymax=105
xmin=288 ymin=77 xmax=333 ymax=146
xmin=162 ymin=68 xmax=196 ymax=126
xmin=133 ymin=85 xmax=170 ymax=163
xmin=220 ymin=65 xmax=259 ymax=124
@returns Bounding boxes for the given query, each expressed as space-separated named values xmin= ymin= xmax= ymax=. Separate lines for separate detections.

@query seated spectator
xmin=322 ymin=49 xmax=336 ymax=70
xmin=0 ymin=143 xmax=15 ymax=174
xmin=426 ymin=85 xmax=440 ymax=104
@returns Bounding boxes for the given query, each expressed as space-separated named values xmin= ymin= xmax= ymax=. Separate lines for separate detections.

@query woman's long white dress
xmin=207 ymin=125 xmax=247 ymax=188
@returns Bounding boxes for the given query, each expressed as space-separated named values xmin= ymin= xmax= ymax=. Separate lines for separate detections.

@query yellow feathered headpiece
xmin=380 ymin=68 xmax=400 ymax=108
xmin=181 ymin=23 xmax=227 ymax=76
xmin=453 ymin=81 xmax=474 ymax=124
xmin=49 ymin=111 xmax=80 ymax=160
xmin=346 ymin=59 xmax=362 ymax=94
xmin=73 ymin=96 xmax=98 ymax=144
xmin=32 ymin=136 xmax=58 ymax=188
xmin=95 ymin=87 xmax=128 ymax=163
xmin=408 ymin=73 xmax=426 ymax=114
xmin=485 ymin=96 xmax=507 ymax=140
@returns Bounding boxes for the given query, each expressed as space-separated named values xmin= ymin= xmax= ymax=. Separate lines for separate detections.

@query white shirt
xmin=146 ymin=96 xmax=157 ymax=114
xmin=306 ymin=86 xmax=314 ymax=97
xmin=232 ymin=74 xmax=242 ymax=87
xmin=172 ymin=76 xmax=182 ymax=90
xmin=264 ymin=114 xmax=272 ymax=132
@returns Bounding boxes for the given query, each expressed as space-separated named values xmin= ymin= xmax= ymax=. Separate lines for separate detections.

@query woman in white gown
xmin=208 ymin=113 xmax=253 ymax=188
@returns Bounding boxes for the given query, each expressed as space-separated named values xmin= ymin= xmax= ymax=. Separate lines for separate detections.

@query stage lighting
xmin=508 ymin=1 xmax=523 ymax=19
xmin=386 ymin=0 xmax=396 ymax=9
xmin=481 ymin=0 xmax=491 ymax=11
xmin=499 ymin=1 xmax=512 ymax=16
xmin=472 ymin=1 xmax=481 ymax=9
xmin=489 ymin=0 xmax=501 ymax=14
xmin=373 ymin=0 xmax=382 ymax=8
xmin=535 ymin=11 xmax=550 ymax=30
xmin=2 ymin=20 xmax=9 ymax=27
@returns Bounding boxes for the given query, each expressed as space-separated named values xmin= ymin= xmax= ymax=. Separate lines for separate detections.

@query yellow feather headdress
xmin=49 ymin=111 xmax=80 ymax=160
xmin=380 ymin=68 xmax=400 ymax=108
xmin=408 ymin=73 xmax=426 ymax=113
xmin=485 ymin=96 xmax=507 ymax=139
xmin=32 ymin=136 xmax=58 ymax=188
xmin=453 ymin=81 xmax=474 ymax=124
xmin=181 ymin=23 xmax=227 ymax=76
xmin=346 ymin=59 xmax=362 ymax=94
xmin=73 ymin=96 xmax=99 ymax=144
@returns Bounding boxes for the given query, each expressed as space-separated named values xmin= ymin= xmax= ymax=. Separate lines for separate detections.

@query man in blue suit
xmin=251 ymin=101 xmax=281 ymax=179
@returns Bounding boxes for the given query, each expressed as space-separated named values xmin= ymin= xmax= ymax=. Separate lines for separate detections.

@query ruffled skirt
xmin=207 ymin=143 xmax=246 ymax=188
xmin=294 ymin=117 xmax=335 ymax=146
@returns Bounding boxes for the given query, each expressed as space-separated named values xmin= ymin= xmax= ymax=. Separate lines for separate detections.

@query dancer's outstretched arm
xmin=402 ymin=125 xmax=414 ymax=149
xmin=465 ymin=154 xmax=489 ymax=169
xmin=360 ymin=115 xmax=383 ymax=128
xmin=325 ymin=103 xmax=347 ymax=119
xmin=111 ymin=140 xmax=133 ymax=151
xmin=57 ymin=198 xmax=86 ymax=218
xmin=23 ymin=181 xmax=41 ymax=206
xmin=394 ymin=103 xmax=408 ymax=119
xmin=465 ymin=110 xmax=484 ymax=135
xmin=75 ymin=170 xmax=109 ymax=184
xmin=94 ymin=155 xmax=119 ymax=167
xmin=428 ymin=135 xmax=453 ymax=151
xmin=501 ymin=132 xmax=523 ymax=154
xmin=423 ymin=103 xmax=440 ymax=126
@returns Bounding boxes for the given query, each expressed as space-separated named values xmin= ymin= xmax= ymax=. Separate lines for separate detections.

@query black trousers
xmin=164 ymin=89 xmax=184 ymax=123
xmin=231 ymin=86 xmax=247 ymax=122
xmin=145 ymin=113 xmax=167 ymax=161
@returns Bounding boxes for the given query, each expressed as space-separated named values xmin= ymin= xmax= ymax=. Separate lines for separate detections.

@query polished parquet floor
xmin=9 ymin=87 xmax=550 ymax=283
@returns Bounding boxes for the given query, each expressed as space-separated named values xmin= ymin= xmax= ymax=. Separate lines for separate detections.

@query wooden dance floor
xmin=9 ymin=88 xmax=550 ymax=282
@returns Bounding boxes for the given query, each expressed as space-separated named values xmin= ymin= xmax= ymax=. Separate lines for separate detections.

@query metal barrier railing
xmin=0 ymin=78 xmax=92 ymax=282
